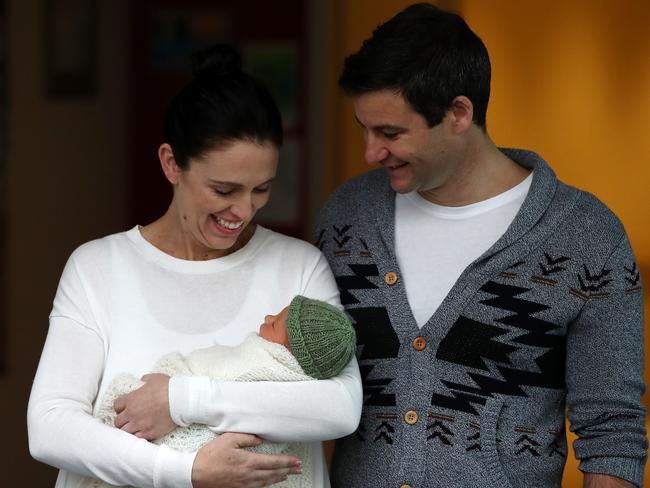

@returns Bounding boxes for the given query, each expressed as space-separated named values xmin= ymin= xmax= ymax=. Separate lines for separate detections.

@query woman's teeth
xmin=215 ymin=216 xmax=243 ymax=230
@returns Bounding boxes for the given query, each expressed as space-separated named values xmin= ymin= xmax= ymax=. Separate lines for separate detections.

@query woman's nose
xmin=231 ymin=194 xmax=256 ymax=221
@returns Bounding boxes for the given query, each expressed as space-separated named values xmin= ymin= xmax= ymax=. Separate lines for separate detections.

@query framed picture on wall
xmin=45 ymin=0 xmax=98 ymax=97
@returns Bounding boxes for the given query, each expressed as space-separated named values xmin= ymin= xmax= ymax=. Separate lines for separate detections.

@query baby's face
xmin=259 ymin=306 xmax=291 ymax=348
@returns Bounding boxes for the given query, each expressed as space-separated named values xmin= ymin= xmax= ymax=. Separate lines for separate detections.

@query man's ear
xmin=448 ymin=96 xmax=474 ymax=134
xmin=158 ymin=143 xmax=181 ymax=185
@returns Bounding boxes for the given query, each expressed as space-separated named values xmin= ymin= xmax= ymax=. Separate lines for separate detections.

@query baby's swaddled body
xmin=83 ymin=333 xmax=313 ymax=488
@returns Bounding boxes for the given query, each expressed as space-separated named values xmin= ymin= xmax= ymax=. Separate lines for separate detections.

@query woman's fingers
xmin=229 ymin=432 xmax=263 ymax=449
xmin=118 ymin=421 xmax=138 ymax=435
xmin=109 ymin=376 xmax=174 ymax=439
xmin=113 ymin=407 xmax=155 ymax=440
xmin=249 ymin=469 xmax=291 ymax=487
xmin=113 ymin=395 xmax=125 ymax=414
xmin=192 ymin=433 xmax=302 ymax=488
xmin=223 ymin=433 xmax=301 ymax=471
xmin=114 ymin=410 xmax=127 ymax=429
xmin=249 ymin=452 xmax=302 ymax=473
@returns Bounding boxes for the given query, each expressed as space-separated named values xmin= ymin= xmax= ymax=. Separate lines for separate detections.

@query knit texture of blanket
xmin=81 ymin=333 xmax=314 ymax=488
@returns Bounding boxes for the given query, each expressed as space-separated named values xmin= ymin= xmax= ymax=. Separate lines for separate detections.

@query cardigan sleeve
xmin=27 ymin=255 xmax=195 ymax=488
xmin=565 ymin=235 xmax=647 ymax=487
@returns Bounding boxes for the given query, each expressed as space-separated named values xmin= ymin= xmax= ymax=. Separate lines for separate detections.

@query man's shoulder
xmin=321 ymin=169 xmax=390 ymax=215
xmin=558 ymin=181 xmax=626 ymax=236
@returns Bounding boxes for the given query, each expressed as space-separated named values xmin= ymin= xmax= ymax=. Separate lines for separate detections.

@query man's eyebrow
xmin=353 ymin=115 xmax=406 ymax=132
xmin=375 ymin=124 xmax=406 ymax=132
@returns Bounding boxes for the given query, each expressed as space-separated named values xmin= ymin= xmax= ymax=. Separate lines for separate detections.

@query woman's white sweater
xmin=28 ymin=226 xmax=362 ymax=488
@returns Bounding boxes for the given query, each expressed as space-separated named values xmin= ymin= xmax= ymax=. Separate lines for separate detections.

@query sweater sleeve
xmin=565 ymin=235 xmax=647 ymax=487
xmin=170 ymin=358 xmax=361 ymax=442
xmin=169 ymin=251 xmax=363 ymax=442
xmin=27 ymin=255 xmax=195 ymax=488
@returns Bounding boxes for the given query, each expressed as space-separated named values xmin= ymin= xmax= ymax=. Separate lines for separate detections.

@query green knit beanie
xmin=286 ymin=296 xmax=356 ymax=379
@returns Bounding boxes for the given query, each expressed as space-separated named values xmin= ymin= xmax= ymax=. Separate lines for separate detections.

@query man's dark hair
xmin=339 ymin=3 xmax=491 ymax=128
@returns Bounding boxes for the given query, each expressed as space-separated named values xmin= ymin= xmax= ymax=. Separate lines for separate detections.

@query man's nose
xmin=364 ymin=134 xmax=389 ymax=165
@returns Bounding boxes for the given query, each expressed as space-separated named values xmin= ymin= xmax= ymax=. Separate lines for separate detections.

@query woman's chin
xmin=204 ymin=223 xmax=255 ymax=255
xmin=205 ymin=234 xmax=238 ymax=252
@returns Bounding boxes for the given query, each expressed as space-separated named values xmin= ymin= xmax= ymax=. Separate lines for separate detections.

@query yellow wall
xmin=462 ymin=0 xmax=650 ymax=268
xmin=325 ymin=0 xmax=650 ymax=485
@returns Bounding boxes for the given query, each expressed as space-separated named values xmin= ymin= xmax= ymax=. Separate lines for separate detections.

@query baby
xmin=84 ymin=296 xmax=356 ymax=488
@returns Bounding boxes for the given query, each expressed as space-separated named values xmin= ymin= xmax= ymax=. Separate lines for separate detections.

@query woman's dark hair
xmin=164 ymin=44 xmax=283 ymax=169
xmin=339 ymin=3 xmax=491 ymax=129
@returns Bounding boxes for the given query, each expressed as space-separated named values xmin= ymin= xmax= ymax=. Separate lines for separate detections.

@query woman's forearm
xmin=169 ymin=357 xmax=363 ymax=442
xmin=28 ymin=317 xmax=195 ymax=488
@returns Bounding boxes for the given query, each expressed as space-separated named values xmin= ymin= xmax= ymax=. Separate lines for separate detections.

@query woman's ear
xmin=158 ymin=143 xmax=181 ymax=185
xmin=448 ymin=95 xmax=474 ymax=134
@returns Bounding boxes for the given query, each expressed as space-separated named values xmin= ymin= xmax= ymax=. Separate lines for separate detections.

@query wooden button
xmin=404 ymin=410 xmax=418 ymax=425
xmin=412 ymin=337 xmax=427 ymax=351
xmin=384 ymin=271 xmax=398 ymax=285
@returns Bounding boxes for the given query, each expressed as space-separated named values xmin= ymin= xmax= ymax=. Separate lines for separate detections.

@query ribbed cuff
xmin=169 ymin=375 xmax=213 ymax=427
xmin=153 ymin=444 xmax=196 ymax=488
xmin=580 ymin=456 xmax=646 ymax=487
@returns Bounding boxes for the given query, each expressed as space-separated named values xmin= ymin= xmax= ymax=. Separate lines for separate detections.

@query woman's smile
xmin=210 ymin=214 xmax=244 ymax=235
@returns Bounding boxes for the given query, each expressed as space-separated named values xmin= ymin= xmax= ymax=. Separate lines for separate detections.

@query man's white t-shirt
xmin=395 ymin=173 xmax=533 ymax=327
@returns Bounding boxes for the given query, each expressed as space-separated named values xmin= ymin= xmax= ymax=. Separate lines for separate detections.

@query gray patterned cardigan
xmin=315 ymin=149 xmax=647 ymax=488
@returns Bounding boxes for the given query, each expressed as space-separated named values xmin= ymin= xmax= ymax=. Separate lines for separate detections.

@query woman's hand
xmin=192 ymin=433 xmax=302 ymax=488
xmin=113 ymin=373 xmax=176 ymax=440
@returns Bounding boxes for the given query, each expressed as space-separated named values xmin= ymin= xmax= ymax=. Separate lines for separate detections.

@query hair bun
xmin=191 ymin=44 xmax=242 ymax=78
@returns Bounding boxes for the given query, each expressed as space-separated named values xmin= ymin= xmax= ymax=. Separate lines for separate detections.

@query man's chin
xmin=389 ymin=178 xmax=414 ymax=194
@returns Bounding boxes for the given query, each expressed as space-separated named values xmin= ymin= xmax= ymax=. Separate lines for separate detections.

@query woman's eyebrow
xmin=207 ymin=179 xmax=242 ymax=187
xmin=208 ymin=177 xmax=276 ymax=187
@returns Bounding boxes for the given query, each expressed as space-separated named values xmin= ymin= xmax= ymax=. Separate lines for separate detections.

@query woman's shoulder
xmin=254 ymin=226 xmax=321 ymax=255
xmin=250 ymin=226 xmax=326 ymax=271
xmin=54 ymin=229 xmax=136 ymax=299
xmin=66 ymin=227 xmax=136 ymax=265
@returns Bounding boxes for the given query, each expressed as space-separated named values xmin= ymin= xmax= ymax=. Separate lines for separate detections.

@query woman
xmin=27 ymin=44 xmax=362 ymax=488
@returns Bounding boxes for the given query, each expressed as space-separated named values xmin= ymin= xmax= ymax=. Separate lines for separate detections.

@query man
xmin=316 ymin=3 xmax=646 ymax=487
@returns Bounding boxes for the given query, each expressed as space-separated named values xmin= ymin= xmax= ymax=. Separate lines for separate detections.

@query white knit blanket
xmin=81 ymin=334 xmax=314 ymax=488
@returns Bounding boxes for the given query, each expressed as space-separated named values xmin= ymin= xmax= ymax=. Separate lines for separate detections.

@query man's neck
xmin=418 ymin=133 xmax=530 ymax=207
